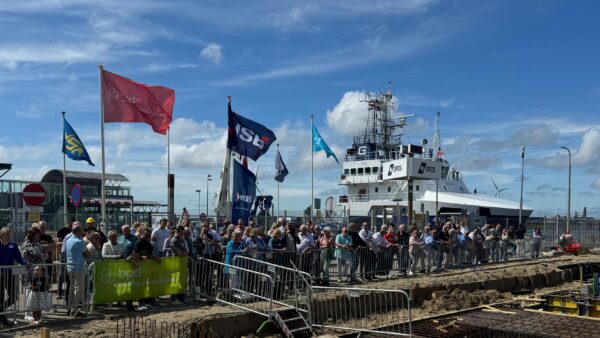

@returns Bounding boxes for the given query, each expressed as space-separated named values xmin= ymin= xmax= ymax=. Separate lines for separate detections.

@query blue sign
xmin=70 ymin=183 xmax=82 ymax=207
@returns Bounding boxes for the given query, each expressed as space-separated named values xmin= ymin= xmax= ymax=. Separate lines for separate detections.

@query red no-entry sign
xmin=22 ymin=183 xmax=47 ymax=206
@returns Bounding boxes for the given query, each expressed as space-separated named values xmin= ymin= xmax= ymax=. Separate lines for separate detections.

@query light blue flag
xmin=63 ymin=118 xmax=95 ymax=166
xmin=312 ymin=125 xmax=339 ymax=164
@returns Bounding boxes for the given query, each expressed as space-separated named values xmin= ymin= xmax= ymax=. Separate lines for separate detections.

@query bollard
xmin=39 ymin=327 xmax=50 ymax=338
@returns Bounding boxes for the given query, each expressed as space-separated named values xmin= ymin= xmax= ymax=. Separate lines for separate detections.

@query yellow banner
xmin=92 ymin=256 xmax=188 ymax=304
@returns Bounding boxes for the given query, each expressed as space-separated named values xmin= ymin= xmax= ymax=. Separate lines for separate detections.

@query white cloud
xmin=593 ymin=178 xmax=600 ymax=189
xmin=268 ymin=4 xmax=319 ymax=32
xmin=572 ymin=127 xmax=600 ymax=166
xmin=167 ymin=131 xmax=228 ymax=169
xmin=0 ymin=42 xmax=109 ymax=64
xmin=199 ymin=43 xmax=223 ymax=64
xmin=326 ymin=91 xmax=369 ymax=136
xmin=140 ymin=63 xmax=197 ymax=73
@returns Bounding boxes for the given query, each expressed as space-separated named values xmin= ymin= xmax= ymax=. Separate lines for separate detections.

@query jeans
xmin=67 ymin=270 xmax=85 ymax=311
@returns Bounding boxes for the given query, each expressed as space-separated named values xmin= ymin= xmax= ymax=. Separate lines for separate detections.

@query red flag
xmin=101 ymin=69 xmax=175 ymax=135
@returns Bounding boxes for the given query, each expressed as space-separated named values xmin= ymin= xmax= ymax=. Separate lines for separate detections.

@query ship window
xmin=459 ymin=187 xmax=464 ymax=192
xmin=351 ymin=168 xmax=356 ymax=175
xmin=443 ymin=186 xmax=447 ymax=191
xmin=365 ymin=167 xmax=371 ymax=174
xmin=358 ymin=167 xmax=364 ymax=174
xmin=344 ymin=169 xmax=349 ymax=174
xmin=373 ymin=167 xmax=379 ymax=173
xmin=375 ymin=187 xmax=378 ymax=193
xmin=387 ymin=187 xmax=391 ymax=193
xmin=416 ymin=185 xmax=420 ymax=191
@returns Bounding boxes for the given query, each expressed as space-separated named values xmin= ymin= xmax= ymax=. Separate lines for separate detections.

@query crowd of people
xmin=0 ymin=213 xmax=544 ymax=326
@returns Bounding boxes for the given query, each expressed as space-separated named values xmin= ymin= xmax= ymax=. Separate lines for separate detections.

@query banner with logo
xmin=92 ymin=256 xmax=188 ymax=304
xmin=227 ymin=101 xmax=276 ymax=161
xmin=231 ymin=160 xmax=256 ymax=225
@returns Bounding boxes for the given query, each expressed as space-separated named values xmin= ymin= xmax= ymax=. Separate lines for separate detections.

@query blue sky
xmin=1 ymin=0 xmax=599 ymax=217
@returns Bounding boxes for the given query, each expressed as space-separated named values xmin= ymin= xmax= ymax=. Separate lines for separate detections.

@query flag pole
xmin=310 ymin=114 xmax=314 ymax=222
xmin=62 ymin=111 xmax=68 ymax=227
xmin=519 ymin=146 xmax=525 ymax=224
xmin=98 ymin=65 xmax=107 ymax=228
xmin=277 ymin=143 xmax=280 ymax=217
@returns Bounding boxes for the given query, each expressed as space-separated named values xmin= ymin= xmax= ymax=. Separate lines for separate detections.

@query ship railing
xmin=344 ymin=193 xmax=408 ymax=203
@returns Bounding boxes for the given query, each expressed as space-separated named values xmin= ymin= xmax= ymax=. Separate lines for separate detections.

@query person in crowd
xmin=66 ymin=225 xmax=89 ymax=317
xmin=421 ymin=226 xmax=434 ymax=273
xmin=57 ymin=218 xmax=75 ymax=242
xmin=319 ymin=227 xmax=335 ymax=286
xmin=469 ymin=227 xmax=485 ymax=264
xmin=498 ymin=227 xmax=509 ymax=261
xmin=56 ymin=218 xmax=74 ymax=299
xmin=246 ymin=228 xmax=268 ymax=260
xmin=21 ymin=227 xmax=48 ymax=321
xmin=27 ymin=265 xmax=51 ymax=324
xmin=347 ymin=223 xmax=365 ymax=283
xmin=225 ymin=230 xmax=248 ymax=290
xmin=397 ymin=224 xmax=410 ymax=275
xmin=248 ymin=220 xmax=256 ymax=229
xmin=283 ymin=224 xmax=299 ymax=267
xmin=276 ymin=217 xmax=287 ymax=234
xmin=36 ymin=221 xmax=56 ymax=268
xmin=256 ymin=227 xmax=270 ymax=245
xmin=532 ymin=228 xmax=542 ymax=258
xmin=126 ymin=227 xmax=160 ymax=310
xmin=514 ymin=223 xmax=526 ymax=258
xmin=85 ymin=218 xmax=107 ymax=246
xmin=170 ymin=226 xmax=189 ymax=303
xmin=408 ymin=229 xmax=424 ymax=276
xmin=151 ymin=218 xmax=171 ymax=257
xmin=184 ymin=227 xmax=196 ymax=258
xmin=85 ymin=232 xmax=102 ymax=260
xmin=268 ymin=229 xmax=287 ymax=266
xmin=102 ymin=230 xmax=125 ymax=259
xmin=162 ymin=228 xmax=177 ymax=257
xmin=358 ymin=222 xmax=375 ymax=280
xmin=0 ymin=227 xmax=26 ymax=326
xmin=199 ymin=226 xmax=219 ymax=260
xmin=383 ymin=226 xmax=399 ymax=273
xmin=180 ymin=207 xmax=190 ymax=223
xmin=296 ymin=225 xmax=316 ymax=274
xmin=236 ymin=219 xmax=246 ymax=236
xmin=335 ymin=226 xmax=353 ymax=282
xmin=372 ymin=225 xmax=391 ymax=275
xmin=436 ymin=224 xmax=451 ymax=269
xmin=118 ymin=225 xmax=138 ymax=258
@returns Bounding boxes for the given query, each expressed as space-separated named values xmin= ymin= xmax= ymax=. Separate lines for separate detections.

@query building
xmin=0 ymin=169 xmax=164 ymax=229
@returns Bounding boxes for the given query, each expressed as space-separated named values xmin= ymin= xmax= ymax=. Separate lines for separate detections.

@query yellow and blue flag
xmin=63 ymin=118 xmax=94 ymax=166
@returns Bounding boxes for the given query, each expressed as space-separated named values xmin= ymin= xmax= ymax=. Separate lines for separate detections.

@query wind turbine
xmin=491 ymin=177 xmax=509 ymax=198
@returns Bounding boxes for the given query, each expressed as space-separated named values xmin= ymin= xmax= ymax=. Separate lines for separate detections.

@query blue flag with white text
xmin=231 ymin=160 xmax=256 ymax=225
xmin=227 ymin=102 xmax=277 ymax=161
xmin=312 ymin=125 xmax=339 ymax=164
xmin=63 ymin=118 xmax=94 ymax=166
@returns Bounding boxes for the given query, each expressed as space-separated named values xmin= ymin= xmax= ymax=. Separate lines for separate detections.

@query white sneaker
xmin=407 ymin=271 xmax=414 ymax=276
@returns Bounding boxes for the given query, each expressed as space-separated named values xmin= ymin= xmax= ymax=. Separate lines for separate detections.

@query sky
xmin=1 ymin=0 xmax=600 ymax=218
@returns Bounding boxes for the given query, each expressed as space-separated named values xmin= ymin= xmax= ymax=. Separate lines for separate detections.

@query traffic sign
xmin=70 ymin=183 xmax=82 ymax=207
xmin=22 ymin=183 xmax=46 ymax=206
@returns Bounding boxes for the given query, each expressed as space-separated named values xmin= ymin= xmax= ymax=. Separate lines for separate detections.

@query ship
xmin=338 ymin=88 xmax=533 ymax=227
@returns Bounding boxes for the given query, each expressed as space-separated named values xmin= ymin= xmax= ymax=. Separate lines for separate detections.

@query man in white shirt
xmin=358 ymin=222 xmax=375 ymax=279
xmin=371 ymin=225 xmax=390 ymax=275
xmin=297 ymin=225 xmax=316 ymax=274
xmin=151 ymin=218 xmax=171 ymax=257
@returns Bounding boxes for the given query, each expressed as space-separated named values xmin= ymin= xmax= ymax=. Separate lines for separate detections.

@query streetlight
xmin=206 ymin=174 xmax=212 ymax=219
xmin=560 ymin=146 xmax=571 ymax=233
xmin=195 ymin=189 xmax=201 ymax=222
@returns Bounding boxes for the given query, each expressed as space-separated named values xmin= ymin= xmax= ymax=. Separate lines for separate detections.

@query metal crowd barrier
xmin=310 ymin=286 xmax=412 ymax=336
xmin=193 ymin=257 xmax=274 ymax=319
xmin=0 ymin=262 xmax=90 ymax=324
